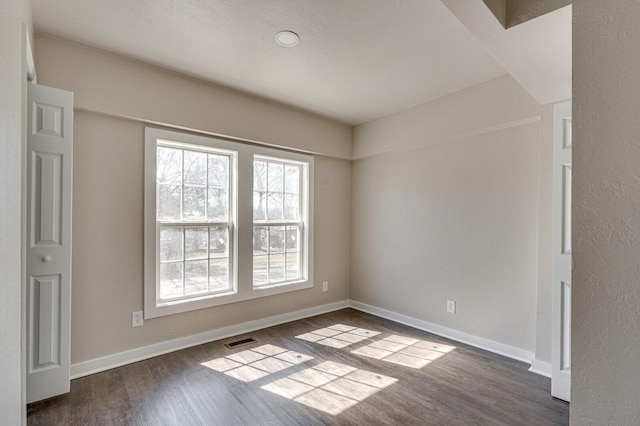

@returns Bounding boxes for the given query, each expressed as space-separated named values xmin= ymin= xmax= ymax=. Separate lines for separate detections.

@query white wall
xmin=573 ymin=1 xmax=640 ymax=423
xmin=0 ymin=0 xmax=32 ymax=424
xmin=35 ymin=36 xmax=352 ymax=365
xmin=351 ymin=75 xmax=543 ymax=354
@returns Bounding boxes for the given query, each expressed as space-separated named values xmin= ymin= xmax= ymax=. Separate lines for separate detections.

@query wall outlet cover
xmin=132 ymin=311 xmax=144 ymax=327
xmin=447 ymin=300 xmax=456 ymax=314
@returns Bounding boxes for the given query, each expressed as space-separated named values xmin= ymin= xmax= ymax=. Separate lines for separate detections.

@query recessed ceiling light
xmin=275 ymin=30 xmax=299 ymax=47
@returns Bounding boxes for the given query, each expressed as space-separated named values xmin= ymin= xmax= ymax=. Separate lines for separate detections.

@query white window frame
xmin=252 ymin=155 xmax=308 ymax=288
xmin=144 ymin=128 xmax=314 ymax=318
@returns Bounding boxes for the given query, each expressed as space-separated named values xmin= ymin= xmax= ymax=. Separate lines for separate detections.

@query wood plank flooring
xmin=28 ymin=308 xmax=569 ymax=425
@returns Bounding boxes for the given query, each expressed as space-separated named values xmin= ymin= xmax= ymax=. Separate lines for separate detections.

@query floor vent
xmin=224 ymin=338 xmax=257 ymax=349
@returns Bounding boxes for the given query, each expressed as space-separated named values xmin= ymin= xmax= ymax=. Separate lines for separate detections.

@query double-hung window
xmin=155 ymin=141 xmax=235 ymax=301
xmin=253 ymin=157 xmax=305 ymax=286
xmin=145 ymin=128 xmax=313 ymax=318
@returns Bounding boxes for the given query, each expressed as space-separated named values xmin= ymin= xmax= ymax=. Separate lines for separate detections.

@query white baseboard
xmin=71 ymin=299 xmax=549 ymax=380
xmin=348 ymin=300 xmax=535 ymax=365
xmin=528 ymin=358 xmax=552 ymax=378
xmin=70 ymin=300 xmax=349 ymax=379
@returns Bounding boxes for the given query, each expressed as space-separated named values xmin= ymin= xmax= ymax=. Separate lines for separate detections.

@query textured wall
xmin=573 ymin=0 xmax=640 ymax=423
xmin=506 ymin=0 xmax=572 ymax=28
xmin=351 ymin=76 xmax=542 ymax=353
xmin=481 ymin=0 xmax=506 ymax=27
xmin=0 ymin=0 xmax=32 ymax=423
xmin=35 ymin=40 xmax=352 ymax=365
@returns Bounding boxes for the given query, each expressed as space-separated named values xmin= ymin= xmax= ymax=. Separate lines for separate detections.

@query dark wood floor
xmin=28 ymin=308 xmax=569 ymax=425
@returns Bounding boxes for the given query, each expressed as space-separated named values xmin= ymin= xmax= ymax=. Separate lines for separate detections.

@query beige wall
xmin=573 ymin=1 xmax=640 ymax=423
xmin=353 ymin=74 xmax=539 ymax=159
xmin=351 ymin=75 xmax=542 ymax=353
xmin=35 ymin=38 xmax=352 ymax=365
xmin=35 ymin=35 xmax=352 ymax=160
xmin=0 ymin=0 xmax=32 ymax=423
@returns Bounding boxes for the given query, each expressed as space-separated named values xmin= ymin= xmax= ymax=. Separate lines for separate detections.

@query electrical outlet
xmin=322 ymin=281 xmax=328 ymax=292
xmin=132 ymin=311 xmax=144 ymax=327
xmin=446 ymin=300 xmax=456 ymax=314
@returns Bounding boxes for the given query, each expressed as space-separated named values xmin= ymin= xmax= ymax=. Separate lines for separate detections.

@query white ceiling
xmin=32 ymin=0 xmax=509 ymax=125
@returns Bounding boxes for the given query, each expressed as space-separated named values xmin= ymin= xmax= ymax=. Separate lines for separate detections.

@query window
xmin=155 ymin=143 xmax=234 ymax=301
xmin=253 ymin=158 xmax=304 ymax=286
xmin=145 ymin=128 xmax=313 ymax=318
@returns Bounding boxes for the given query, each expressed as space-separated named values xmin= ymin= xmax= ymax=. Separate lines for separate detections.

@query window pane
xmin=253 ymin=226 xmax=268 ymax=253
xmin=267 ymin=193 xmax=283 ymax=220
xmin=253 ymin=255 xmax=268 ymax=286
xmin=183 ymin=186 xmax=206 ymax=220
xmin=286 ymin=226 xmax=300 ymax=252
xmin=157 ymin=147 xmax=182 ymax=184
xmin=209 ymin=258 xmax=230 ymax=291
xmin=183 ymin=150 xmax=207 ymax=185
xmin=208 ymin=188 xmax=228 ymax=221
xmin=268 ymin=162 xmax=284 ymax=192
xmin=253 ymin=191 xmax=267 ymax=220
xmin=284 ymin=194 xmax=299 ymax=220
xmin=209 ymin=226 xmax=228 ymax=258
xmin=158 ymin=184 xmax=181 ymax=220
xmin=185 ymin=227 xmax=208 ymax=260
xmin=269 ymin=253 xmax=285 ymax=282
xmin=284 ymin=165 xmax=300 ymax=193
xmin=286 ymin=252 xmax=300 ymax=280
xmin=254 ymin=160 xmax=267 ymax=192
xmin=184 ymin=260 xmax=208 ymax=295
xmin=160 ymin=262 xmax=183 ymax=299
xmin=208 ymin=154 xmax=229 ymax=188
xmin=269 ymin=226 xmax=285 ymax=253
xmin=160 ymin=228 xmax=183 ymax=262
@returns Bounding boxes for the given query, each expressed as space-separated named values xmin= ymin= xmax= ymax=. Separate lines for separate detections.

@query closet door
xmin=551 ymin=100 xmax=571 ymax=402
xmin=26 ymin=83 xmax=73 ymax=403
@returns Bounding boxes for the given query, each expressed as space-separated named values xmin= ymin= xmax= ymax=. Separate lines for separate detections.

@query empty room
xmin=2 ymin=0 xmax=639 ymax=425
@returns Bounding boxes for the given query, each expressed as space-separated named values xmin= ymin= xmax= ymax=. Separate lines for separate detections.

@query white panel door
xmin=26 ymin=83 xmax=73 ymax=403
xmin=551 ymin=101 xmax=571 ymax=402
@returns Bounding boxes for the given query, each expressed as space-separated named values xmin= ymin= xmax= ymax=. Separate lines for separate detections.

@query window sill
xmin=144 ymin=279 xmax=314 ymax=319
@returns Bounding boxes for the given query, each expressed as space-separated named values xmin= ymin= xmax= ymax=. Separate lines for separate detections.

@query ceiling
xmin=32 ymin=0 xmax=570 ymax=126
xmin=442 ymin=0 xmax=572 ymax=105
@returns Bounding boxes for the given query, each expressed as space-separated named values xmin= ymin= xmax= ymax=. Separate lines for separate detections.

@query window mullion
xmin=206 ymin=227 xmax=211 ymax=292
xmin=235 ymin=150 xmax=254 ymax=294
xmin=180 ymin=150 xmax=184 ymax=221
xmin=181 ymin=226 xmax=186 ymax=297
xmin=205 ymin=154 xmax=209 ymax=221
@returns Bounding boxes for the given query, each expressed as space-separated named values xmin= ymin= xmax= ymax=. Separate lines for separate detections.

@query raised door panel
xmin=552 ymin=101 xmax=571 ymax=402
xmin=26 ymin=83 xmax=73 ymax=403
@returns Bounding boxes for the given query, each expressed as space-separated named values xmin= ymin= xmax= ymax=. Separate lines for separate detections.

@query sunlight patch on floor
xmin=201 ymin=344 xmax=313 ymax=382
xmin=202 ymin=325 xmax=455 ymax=416
xmin=352 ymin=334 xmax=456 ymax=369
xmin=261 ymin=361 xmax=397 ymax=415
xmin=296 ymin=324 xmax=457 ymax=370
xmin=295 ymin=324 xmax=380 ymax=349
